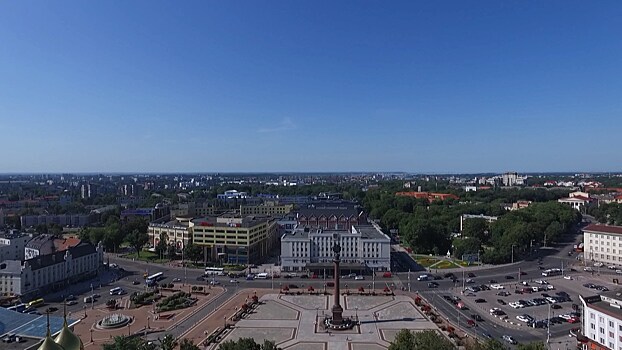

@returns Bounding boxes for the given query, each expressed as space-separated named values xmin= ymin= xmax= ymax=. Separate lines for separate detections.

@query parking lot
xmin=447 ymin=269 xmax=618 ymax=340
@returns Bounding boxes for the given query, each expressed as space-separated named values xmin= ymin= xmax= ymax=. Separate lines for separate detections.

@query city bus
xmin=205 ymin=267 xmax=225 ymax=276
xmin=27 ymin=299 xmax=44 ymax=308
xmin=145 ymin=272 xmax=164 ymax=285
xmin=109 ymin=287 xmax=124 ymax=295
xmin=542 ymin=268 xmax=562 ymax=277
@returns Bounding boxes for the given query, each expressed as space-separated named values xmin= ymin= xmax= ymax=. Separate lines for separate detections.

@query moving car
xmin=229 ymin=279 xmax=239 ymax=283
xmin=468 ymin=272 xmax=476 ymax=278
xmin=427 ymin=282 xmax=439 ymax=288
xmin=490 ymin=284 xmax=504 ymax=290
xmin=505 ymin=275 xmax=514 ymax=280
xmin=503 ymin=335 xmax=518 ymax=345
xmin=471 ymin=314 xmax=484 ymax=322
xmin=497 ymin=299 xmax=506 ymax=305
xmin=172 ymin=278 xmax=181 ymax=282
xmin=354 ymin=275 xmax=364 ymax=280
xmin=66 ymin=300 xmax=78 ymax=306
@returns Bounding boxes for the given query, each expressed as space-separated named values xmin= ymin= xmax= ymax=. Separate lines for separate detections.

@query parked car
xmin=172 ymin=278 xmax=181 ymax=282
xmin=497 ymin=291 xmax=511 ymax=296
xmin=468 ymin=272 xmax=476 ymax=278
xmin=475 ymin=298 xmax=486 ymax=303
xmin=427 ymin=282 xmax=439 ymax=288
xmin=505 ymin=275 xmax=514 ymax=279
xmin=66 ymin=300 xmax=78 ymax=306
xmin=132 ymin=280 xmax=140 ymax=285
xmin=489 ymin=279 xmax=497 ymax=284
xmin=552 ymin=304 xmax=562 ymax=310
xmin=354 ymin=275 xmax=364 ymax=280
xmin=497 ymin=299 xmax=506 ymax=305
xmin=65 ymin=295 xmax=76 ymax=301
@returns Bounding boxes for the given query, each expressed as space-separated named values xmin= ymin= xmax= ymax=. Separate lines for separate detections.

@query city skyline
xmin=1 ymin=1 xmax=620 ymax=173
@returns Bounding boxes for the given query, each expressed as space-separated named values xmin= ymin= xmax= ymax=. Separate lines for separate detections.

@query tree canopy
xmin=388 ymin=329 xmax=454 ymax=350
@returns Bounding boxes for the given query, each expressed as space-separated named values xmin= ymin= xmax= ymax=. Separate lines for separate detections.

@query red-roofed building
xmin=395 ymin=192 xmax=459 ymax=202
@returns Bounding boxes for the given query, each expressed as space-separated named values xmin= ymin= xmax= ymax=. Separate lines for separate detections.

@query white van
xmin=417 ymin=274 xmax=429 ymax=281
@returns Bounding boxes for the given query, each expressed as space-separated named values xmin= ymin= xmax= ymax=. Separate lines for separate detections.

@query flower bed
xmin=156 ymin=291 xmax=197 ymax=312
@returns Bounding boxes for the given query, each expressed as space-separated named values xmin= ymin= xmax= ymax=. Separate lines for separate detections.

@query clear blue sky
xmin=1 ymin=1 xmax=620 ymax=173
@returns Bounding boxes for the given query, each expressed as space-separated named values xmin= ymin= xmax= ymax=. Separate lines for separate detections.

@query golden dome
xmin=38 ymin=335 xmax=66 ymax=350
xmin=54 ymin=321 xmax=84 ymax=350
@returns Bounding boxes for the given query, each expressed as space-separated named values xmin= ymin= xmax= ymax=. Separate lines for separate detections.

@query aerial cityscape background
xmin=1 ymin=1 xmax=621 ymax=173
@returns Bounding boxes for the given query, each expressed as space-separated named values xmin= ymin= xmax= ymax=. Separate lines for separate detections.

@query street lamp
xmin=511 ymin=244 xmax=516 ymax=264
xmin=90 ymin=329 xmax=93 ymax=342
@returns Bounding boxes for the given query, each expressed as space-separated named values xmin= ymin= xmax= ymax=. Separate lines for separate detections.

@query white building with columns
xmin=280 ymin=223 xmax=391 ymax=273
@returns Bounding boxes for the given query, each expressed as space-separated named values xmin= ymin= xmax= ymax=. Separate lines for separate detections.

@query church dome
xmin=38 ymin=335 xmax=66 ymax=350
xmin=54 ymin=322 xmax=83 ymax=350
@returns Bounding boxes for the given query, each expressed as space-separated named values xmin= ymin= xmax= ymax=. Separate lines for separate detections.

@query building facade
xmin=280 ymin=223 xmax=391 ymax=273
xmin=240 ymin=203 xmax=294 ymax=216
xmin=0 ymin=242 xmax=103 ymax=297
xmin=559 ymin=191 xmax=594 ymax=212
xmin=190 ymin=214 xmax=279 ymax=264
xmin=148 ymin=218 xmax=192 ymax=251
xmin=296 ymin=201 xmax=367 ymax=232
xmin=0 ymin=231 xmax=30 ymax=262
xmin=20 ymin=214 xmax=92 ymax=228
xmin=583 ymin=224 xmax=622 ymax=266
xmin=580 ymin=292 xmax=622 ymax=350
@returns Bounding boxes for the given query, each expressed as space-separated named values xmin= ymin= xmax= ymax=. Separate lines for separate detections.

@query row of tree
xmin=389 ymin=329 xmax=545 ymax=350
xmin=364 ymin=185 xmax=581 ymax=263
xmin=591 ymin=202 xmax=622 ymax=225
xmin=79 ymin=216 xmax=150 ymax=255
xmin=102 ymin=335 xmax=278 ymax=350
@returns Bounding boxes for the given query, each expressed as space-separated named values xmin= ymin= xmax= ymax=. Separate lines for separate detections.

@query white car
xmin=466 ymin=278 xmax=475 ymax=284
xmin=546 ymin=285 xmax=555 ymax=290
xmin=516 ymin=315 xmax=531 ymax=322
xmin=594 ymin=262 xmax=604 ymax=267
xmin=354 ymin=275 xmax=364 ymax=280
xmin=172 ymin=278 xmax=181 ymax=282
xmin=509 ymin=302 xmax=523 ymax=309
xmin=534 ymin=280 xmax=549 ymax=285
xmin=503 ymin=335 xmax=518 ymax=345
xmin=229 ymin=279 xmax=239 ymax=283
xmin=608 ymin=265 xmax=617 ymax=270
xmin=617 ymin=270 xmax=622 ymax=275
xmin=563 ymin=275 xmax=573 ymax=280
xmin=489 ymin=307 xmax=501 ymax=314
xmin=209 ymin=280 xmax=220 ymax=285
xmin=490 ymin=284 xmax=504 ymax=290
xmin=584 ymin=267 xmax=594 ymax=272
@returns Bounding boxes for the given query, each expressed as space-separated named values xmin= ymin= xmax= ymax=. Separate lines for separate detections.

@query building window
xmin=600 ymin=327 xmax=604 ymax=334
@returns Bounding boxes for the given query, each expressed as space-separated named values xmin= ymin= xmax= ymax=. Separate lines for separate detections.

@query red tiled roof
xmin=583 ymin=224 xmax=622 ymax=235
xmin=53 ymin=238 xmax=81 ymax=252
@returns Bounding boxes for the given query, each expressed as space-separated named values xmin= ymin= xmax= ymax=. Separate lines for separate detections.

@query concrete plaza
xmin=209 ymin=291 xmax=442 ymax=350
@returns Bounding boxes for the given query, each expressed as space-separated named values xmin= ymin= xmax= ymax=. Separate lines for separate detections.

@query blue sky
xmin=0 ymin=1 xmax=620 ymax=173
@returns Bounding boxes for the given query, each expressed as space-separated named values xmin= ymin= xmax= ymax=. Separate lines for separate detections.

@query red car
xmin=383 ymin=272 xmax=392 ymax=278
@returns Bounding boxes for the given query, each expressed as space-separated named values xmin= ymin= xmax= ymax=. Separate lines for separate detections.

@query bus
xmin=256 ymin=273 xmax=269 ymax=279
xmin=7 ymin=303 xmax=27 ymax=313
xmin=542 ymin=268 xmax=562 ymax=277
xmin=145 ymin=272 xmax=164 ymax=285
xmin=27 ymin=299 xmax=44 ymax=308
xmin=205 ymin=267 xmax=225 ymax=276
xmin=109 ymin=287 xmax=124 ymax=295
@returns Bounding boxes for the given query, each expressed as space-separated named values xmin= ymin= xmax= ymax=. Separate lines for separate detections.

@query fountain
xmin=96 ymin=314 xmax=132 ymax=329
xmin=323 ymin=233 xmax=356 ymax=331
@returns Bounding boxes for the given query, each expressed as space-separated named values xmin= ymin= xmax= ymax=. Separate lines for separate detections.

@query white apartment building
xmin=583 ymin=224 xmax=622 ymax=266
xmin=0 ymin=242 xmax=104 ymax=298
xmin=280 ymin=223 xmax=391 ymax=273
xmin=580 ymin=291 xmax=622 ymax=350
xmin=0 ymin=231 xmax=30 ymax=262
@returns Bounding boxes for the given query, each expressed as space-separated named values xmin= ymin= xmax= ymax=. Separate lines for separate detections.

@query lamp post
xmin=511 ymin=244 xmax=516 ymax=264
xmin=147 ymin=316 xmax=150 ymax=329
xmin=128 ymin=323 xmax=131 ymax=336
xmin=224 ymin=316 xmax=227 ymax=329
xmin=90 ymin=329 xmax=93 ymax=342
xmin=407 ymin=269 xmax=411 ymax=292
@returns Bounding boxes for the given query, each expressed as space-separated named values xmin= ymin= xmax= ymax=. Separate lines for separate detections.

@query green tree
xmin=388 ymin=329 xmax=455 ymax=350
xmin=126 ymin=229 xmax=149 ymax=257
xmin=517 ymin=342 xmax=546 ymax=350
xmin=159 ymin=334 xmax=177 ymax=350
xmin=155 ymin=233 xmax=168 ymax=257
xmin=102 ymin=335 xmax=155 ymax=350
xmin=179 ymin=339 xmax=200 ymax=350
xmin=452 ymin=237 xmax=481 ymax=259
xmin=184 ymin=244 xmax=203 ymax=264
xmin=217 ymin=338 xmax=279 ymax=350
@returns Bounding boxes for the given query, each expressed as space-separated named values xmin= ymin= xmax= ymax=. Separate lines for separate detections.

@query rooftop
xmin=192 ymin=215 xmax=275 ymax=228
xmin=583 ymin=224 xmax=622 ymax=235
xmin=582 ymin=291 xmax=622 ymax=319
xmin=297 ymin=201 xmax=361 ymax=218
xmin=0 ymin=307 xmax=78 ymax=339
xmin=284 ymin=225 xmax=388 ymax=241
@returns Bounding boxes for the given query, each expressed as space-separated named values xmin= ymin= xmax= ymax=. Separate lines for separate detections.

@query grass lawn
xmin=124 ymin=251 xmax=170 ymax=263
xmin=415 ymin=257 xmax=440 ymax=267
xmin=429 ymin=260 xmax=461 ymax=269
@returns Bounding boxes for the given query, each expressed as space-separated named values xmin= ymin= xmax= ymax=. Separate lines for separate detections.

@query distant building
xmin=240 ymin=202 xmax=293 ymax=216
xmin=24 ymin=234 xmax=82 ymax=261
xmin=20 ymin=214 xmax=92 ymax=228
xmin=503 ymin=200 xmax=532 ymax=211
xmin=280 ymin=223 xmax=391 ymax=273
xmin=0 ymin=242 xmax=103 ymax=298
xmin=501 ymin=172 xmax=519 ymax=187
xmin=580 ymin=291 xmax=622 ymax=350
xmin=121 ymin=207 xmax=168 ymax=222
xmin=217 ymin=190 xmax=248 ymax=200
xmin=189 ymin=214 xmax=279 ymax=264
xmin=558 ymin=191 xmax=593 ymax=211
xmin=0 ymin=231 xmax=30 ymax=262
xmin=395 ymin=192 xmax=459 ymax=202
xmin=80 ymin=183 xmax=97 ymax=199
